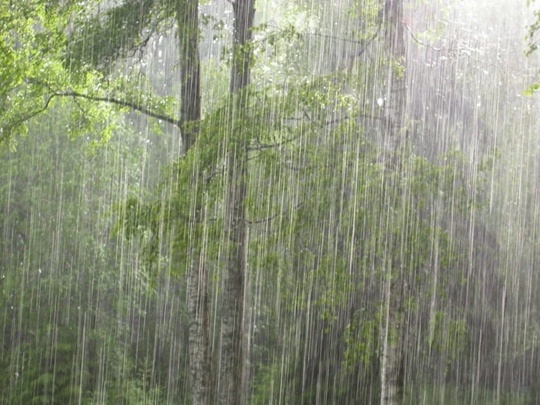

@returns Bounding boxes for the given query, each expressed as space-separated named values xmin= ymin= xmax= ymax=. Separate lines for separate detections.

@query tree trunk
xmin=218 ymin=1 xmax=255 ymax=404
xmin=382 ymin=0 xmax=406 ymax=152
xmin=380 ymin=265 xmax=405 ymax=405
xmin=175 ymin=2 xmax=210 ymax=405
xmin=177 ymin=0 xmax=201 ymax=153
xmin=380 ymin=1 xmax=407 ymax=405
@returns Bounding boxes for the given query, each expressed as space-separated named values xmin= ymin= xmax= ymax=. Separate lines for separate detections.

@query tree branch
xmin=248 ymin=134 xmax=300 ymax=151
xmin=403 ymin=23 xmax=442 ymax=52
xmin=266 ymin=23 xmax=368 ymax=46
xmin=51 ymin=90 xmax=181 ymax=127
xmin=4 ymin=93 xmax=57 ymax=134
xmin=247 ymin=200 xmax=304 ymax=225
xmin=12 ymin=78 xmax=182 ymax=133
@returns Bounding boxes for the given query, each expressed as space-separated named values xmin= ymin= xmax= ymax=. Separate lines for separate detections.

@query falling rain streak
xmin=1 ymin=0 xmax=540 ymax=404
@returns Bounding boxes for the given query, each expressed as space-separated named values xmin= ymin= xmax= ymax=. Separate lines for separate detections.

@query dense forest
xmin=1 ymin=0 xmax=540 ymax=404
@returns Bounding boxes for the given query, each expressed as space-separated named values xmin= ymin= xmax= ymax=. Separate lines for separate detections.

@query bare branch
xmin=248 ymin=134 xmax=300 ymax=151
xmin=266 ymin=23 xmax=367 ymax=45
xmin=403 ymin=23 xmax=443 ymax=52
xmin=21 ymin=78 xmax=181 ymax=128
xmin=4 ymin=94 xmax=57 ymax=132
xmin=247 ymin=200 xmax=304 ymax=225
xmin=282 ymin=162 xmax=330 ymax=172
xmin=52 ymin=90 xmax=180 ymax=127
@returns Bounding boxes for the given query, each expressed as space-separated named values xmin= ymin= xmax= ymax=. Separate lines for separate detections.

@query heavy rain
xmin=1 ymin=0 xmax=539 ymax=404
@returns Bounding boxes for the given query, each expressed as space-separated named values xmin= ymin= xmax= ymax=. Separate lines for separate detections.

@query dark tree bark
xmin=382 ymin=0 xmax=406 ymax=151
xmin=218 ymin=1 xmax=255 ymax=404
xmin=380 ymin=1 xmax=407 ymax=405
xmin=177 ymin=0 xmax=201 ymax=153
xmin=175 ymin=2 xmax=209 ymax=405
